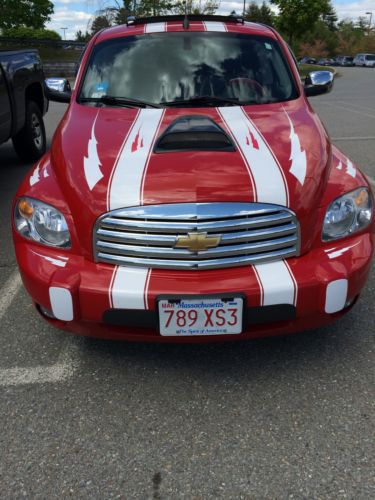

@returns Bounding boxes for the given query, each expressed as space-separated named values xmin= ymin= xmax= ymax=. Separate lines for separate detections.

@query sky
xmin=46 ymin=0 xmax=375 ymax=40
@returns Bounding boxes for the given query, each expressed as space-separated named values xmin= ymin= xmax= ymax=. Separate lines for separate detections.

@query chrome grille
xmin=94 ymin=203 xmax=300 ymax=270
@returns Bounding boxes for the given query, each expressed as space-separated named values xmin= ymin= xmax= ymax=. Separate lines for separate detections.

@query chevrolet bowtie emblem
xmin=175 ymin=232 xmax=221 ymax=252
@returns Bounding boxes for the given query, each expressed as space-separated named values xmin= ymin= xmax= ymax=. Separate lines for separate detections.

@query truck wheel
xmin=12 ymin=101 xmax=46 ymax=162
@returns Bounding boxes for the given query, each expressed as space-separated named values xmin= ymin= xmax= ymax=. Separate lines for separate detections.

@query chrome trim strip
xmin=97 ymin=247 xmax=298 ymax=270
xmin=97 ymin=235 xmax=298 ymax=259
xmin=100 ymin=212 xmax=293 ymax=234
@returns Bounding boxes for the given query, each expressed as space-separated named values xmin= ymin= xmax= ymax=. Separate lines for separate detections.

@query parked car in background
xmin=317 ymin=58 xmax=335 ymax=66
xmin=299 ymin=56 xmax=317 ymax=64
xmin=12 ymin=15 xmax=374 ymax=343
xmin=353 ymin=53 xmax=375 ymax=67
xmin=335 ymin=55 xmax=354 ymax=67
xmin=0 ymin=50 xmax=48 ymax=161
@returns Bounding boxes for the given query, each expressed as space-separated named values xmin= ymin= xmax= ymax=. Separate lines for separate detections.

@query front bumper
xmin=15 ymin=233 xmax=374 ymax=342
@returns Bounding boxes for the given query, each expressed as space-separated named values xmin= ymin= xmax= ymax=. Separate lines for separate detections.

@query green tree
xmin=90 ymin=15 xmax=112 ymax=34
xmin=2 ymin=27 xmax=60 ymax=39
xmin=172 ymin=0 xmax=219 ymax=15
xmin=0 ymin=0 xmax=54 ymax=29
xmin=75 ymin=30 xmax=91 ymax=42
xmin=271 ymin=0 xmax=331 ymax=45
xmin=321 ymin=1 xmax=337 ymax=31
xmin=244 ymin=1 xmax=274 ymax=26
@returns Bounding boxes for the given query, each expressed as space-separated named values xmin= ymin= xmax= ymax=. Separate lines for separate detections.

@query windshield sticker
xmin=265 ymin=43 xmax=272 ymax=50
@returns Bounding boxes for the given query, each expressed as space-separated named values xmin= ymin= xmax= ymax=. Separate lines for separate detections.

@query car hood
xmin=50 ymin=99 xmax=331 ymax=254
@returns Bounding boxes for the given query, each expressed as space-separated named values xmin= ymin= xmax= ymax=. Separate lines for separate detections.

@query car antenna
xmin=183 ymin=0 xmax=190 ymax=29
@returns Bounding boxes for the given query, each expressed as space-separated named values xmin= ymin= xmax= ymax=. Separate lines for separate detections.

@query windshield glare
xmin=79 ymin=33 xmax=298 ymax=106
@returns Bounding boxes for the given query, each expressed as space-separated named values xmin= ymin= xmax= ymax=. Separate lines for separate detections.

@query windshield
xmin=79 ymin=32 xmax=298 ymax=106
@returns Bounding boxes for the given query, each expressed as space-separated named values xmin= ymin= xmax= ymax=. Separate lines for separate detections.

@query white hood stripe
xmin=110 ymin=267 xmax=151 ymax=310
xmin=84 ymin=111 xmax=103 ymax=190
xmin=145 ymin=22 xmax=166 ymax=33
xmin=285 ymin=112 xmax=307 ymax=186
xmin=218 ymin=106 xmax=289 ymax=206
xmin=254 ymin=261 xmax=297 ymax=307
xmin=108 ymin=108 xmax=164 ymax=211
xmin=203 ymin=21 xmax=227 ymax=32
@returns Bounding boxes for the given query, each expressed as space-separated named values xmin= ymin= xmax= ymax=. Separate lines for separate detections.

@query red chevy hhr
xmin=13 ymin=15 xmax=374 ymax=342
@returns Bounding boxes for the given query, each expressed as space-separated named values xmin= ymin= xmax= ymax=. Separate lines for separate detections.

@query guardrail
xmin=0 ymin=37 xmax=86 ymax=49
xmin=43 ymin=62 xmax=77 ymax=77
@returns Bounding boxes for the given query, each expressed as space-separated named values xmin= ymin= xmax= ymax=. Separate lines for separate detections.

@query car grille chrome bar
xmin=94 ymin=203 xmax=300 ymax=270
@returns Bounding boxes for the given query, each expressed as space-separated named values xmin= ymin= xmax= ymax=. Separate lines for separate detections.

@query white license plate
xmin=158 ymin=297 xmax=243 ymax=336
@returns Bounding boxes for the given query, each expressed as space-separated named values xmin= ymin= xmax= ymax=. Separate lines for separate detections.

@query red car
xmin=13 ymin=15 xmax=374 ymax=342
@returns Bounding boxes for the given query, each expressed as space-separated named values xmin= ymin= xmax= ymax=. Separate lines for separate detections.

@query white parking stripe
xmin=325 ymin=102 xmax=375 ymax=120
xmin=332 ymin=136 xmax=375 ymax=141
xmin=0 ymin=270 xmax=22 ymax=321
xmin=0 ymin=341 xmax=80 ymax=387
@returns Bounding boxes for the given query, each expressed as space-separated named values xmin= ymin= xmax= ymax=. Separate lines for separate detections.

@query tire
xmin=12 ymin=100 xmax=46 ymax=162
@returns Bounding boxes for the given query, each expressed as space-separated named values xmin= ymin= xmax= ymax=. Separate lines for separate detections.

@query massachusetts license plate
xmin=158 ymin=297 xmax=243 ymax=337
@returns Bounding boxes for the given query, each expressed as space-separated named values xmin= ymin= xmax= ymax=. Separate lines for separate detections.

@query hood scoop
xmin=154 ymin=115 xmax=236 ymax=153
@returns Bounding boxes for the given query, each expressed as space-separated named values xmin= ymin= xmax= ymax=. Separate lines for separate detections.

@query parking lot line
xmin=0 ymin=339 xmax=80 ymax=387
xmin=0 ymin=270 xmax=22 ymax=321
xmin=332 ymin=136 xmax=375 ymax=141
xmin=0 ymin=269 xmax=81 ymax=387
xmin=325 ymin=102 xmax=375 ymax=119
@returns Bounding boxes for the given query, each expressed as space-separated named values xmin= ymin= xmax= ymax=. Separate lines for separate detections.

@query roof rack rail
xmin=127 ymin=14 xmax=244 ymax=27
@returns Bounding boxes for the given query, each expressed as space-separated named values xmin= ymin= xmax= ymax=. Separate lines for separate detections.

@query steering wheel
xmin=229 ymin=78 xmax=266 ymax=100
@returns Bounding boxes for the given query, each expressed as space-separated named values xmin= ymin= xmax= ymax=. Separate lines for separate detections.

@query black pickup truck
xmin=0 ymin=50 xmax=48 ymax=161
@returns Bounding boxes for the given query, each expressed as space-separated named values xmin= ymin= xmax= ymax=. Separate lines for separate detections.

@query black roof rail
xmin=127 ymin=14 xmax=244 ymax=26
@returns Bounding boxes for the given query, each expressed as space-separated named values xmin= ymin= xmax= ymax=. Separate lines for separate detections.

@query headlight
xmin=15 ymin=197 xmax=71 ymax=247
xmin=322 ymin=188 xmax=373 ymax=241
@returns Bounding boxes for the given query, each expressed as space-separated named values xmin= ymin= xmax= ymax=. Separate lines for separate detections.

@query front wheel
xmin=12 ymin=101 xmax=46 ymax=162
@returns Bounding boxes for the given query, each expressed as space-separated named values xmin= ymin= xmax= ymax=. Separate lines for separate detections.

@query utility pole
xmin=60 ymin=27 xmax=68 ymax=40
xmin=365 ymin=12 xmax=372 ymax=35
xmin=243 ymin=0 xmax=246 ymax=17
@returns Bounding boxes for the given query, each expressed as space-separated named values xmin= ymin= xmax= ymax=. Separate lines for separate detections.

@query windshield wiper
xmin=162 ymin=96 xmax=246 ymax=107
xmin=78 ymin=95 xmax=161 ymax=108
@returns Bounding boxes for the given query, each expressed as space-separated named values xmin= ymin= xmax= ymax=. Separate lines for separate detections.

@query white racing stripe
xmin=145 ymin=22 xmax=166 ymax=33
xmin=108 ymin=109 xmax=164 ymax=210
xmin=203 ymin=21 xmax=227 ymax=32
xmin=254 ymin=261 xmax=297 ymax=306
xmin=110 ymin=267 xmax=151 ymax=310
xmin=218 ymin=106 xmax=289 ymax=206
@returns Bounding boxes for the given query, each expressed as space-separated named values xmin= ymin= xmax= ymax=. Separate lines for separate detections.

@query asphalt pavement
xmin=0 ymin=67 xmax=374 ymax=498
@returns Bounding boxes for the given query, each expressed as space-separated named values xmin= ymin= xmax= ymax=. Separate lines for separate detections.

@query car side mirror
xmin=304 ymin=71 xmax=334 ymax=97
xmin=44 ymin=78 xmax=72 ymax=103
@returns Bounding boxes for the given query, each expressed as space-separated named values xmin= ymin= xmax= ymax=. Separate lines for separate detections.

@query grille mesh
xmin=94 ymin=203 xmax=300 ymax=270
